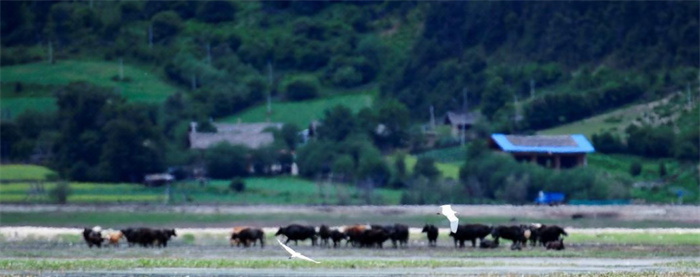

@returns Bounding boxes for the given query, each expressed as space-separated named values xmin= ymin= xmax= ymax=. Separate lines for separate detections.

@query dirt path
xmin=3 ymin=204 xmax=699 ymax=223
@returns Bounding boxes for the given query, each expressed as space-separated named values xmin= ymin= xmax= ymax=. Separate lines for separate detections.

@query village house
xmin=489 ymin=134 xmax=595 ymax=169
xmin=188 ymin=121 xmax=282 ymax=150
xmin=444 ymin=111 xmax=480 ymax=138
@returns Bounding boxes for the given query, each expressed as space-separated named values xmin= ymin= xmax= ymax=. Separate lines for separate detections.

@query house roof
xmin=144 ymin=173 xmax=174 ymax=182
xmin=445 ymin=111 xmax=479 ymax=125
xmin=490 ymin=134 xmax=595 ymax=153
xmin=189 ymin=122 xmax=281 ymax=150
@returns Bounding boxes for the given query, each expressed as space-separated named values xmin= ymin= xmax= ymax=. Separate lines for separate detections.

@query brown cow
xmin=344 ymin=224 xmax=367 ymax=247
xmin=107 ymin=231 xmax=123 ymax=247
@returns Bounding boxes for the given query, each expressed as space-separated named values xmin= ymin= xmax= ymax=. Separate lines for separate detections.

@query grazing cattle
xmin=344 ymin=224 xmax=367 ymax=247
xmin=135 ymin=228 xmax=157 ymax=247
xmin=421 ymin=224 xmax=438 ymax=247
xmin=546 ymin=239 xmax=565 ymax=250
xmin=522 ymin=224 xmax=542 ymax=246
xmin=491 ymin=225 xmax=528 ymax=249
xmin=155 ymin=229 xmax=177 ymax=247
xmin=388 ymin=224 xmax=409 ymax=248
xmin=329 ymin=229 xmax=347 ymax=248
xmin=538 ymin=225 xmax=568 ymax=246
xmin=121 ymin=228 xmax=138 ymax=247
xmin=82 ymin=227 xmax=104 ymax=248
xmin=318 ymin=225 xmax=331 ymax=247
xmin=275 ymin=224 xmax=317 ymax=246
xmin=230 ymin=226 xmax=251 ymax=247
xmin=449 ymin=224 xmax=492 ymax=248
xmin=107 ymin=231 xmax=123 ymax=247
xmin=119 ymin=227 xmax=174 ymax=248
xmin=359 ymin=228 xmax=390 ymax=248
xmin=234 ymin=228 xmax=265 ymax=248
xmin=479 ymin=238 xmax=499 ymax=249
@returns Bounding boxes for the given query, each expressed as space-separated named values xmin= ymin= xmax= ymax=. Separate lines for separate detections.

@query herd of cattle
xmin=81 ymin=226 xmax=177 ymax=248
xmin=82 ymin=223 xmax=567 ymax=251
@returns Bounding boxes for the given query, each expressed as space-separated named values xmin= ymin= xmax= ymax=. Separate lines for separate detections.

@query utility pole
xmin=267 ymin=60 xmax=273 ymax=117
xmin=462 ymin=88 xmax=468 ymax=113
xmin=48 ymin=41 xmax=53 ymax=64
xmin=514 ymin=95 xmax=521 ymax=121
xmin=119 ymin=57 xmax=124 ymax=81
xmin=430 ymin=105 xmax=436 ymax=131
xmin=148 ymin=24 xmax=153 ymax=49
xmin=530 ymin=79 xmax=536 ymax=99
xmin=191 ymin=74 xmax=196 ymax=91
xmin=206 ymin=42 xmax=212 ymax=65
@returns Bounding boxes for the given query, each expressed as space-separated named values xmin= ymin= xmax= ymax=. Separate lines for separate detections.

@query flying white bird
xmin=438 ymin=204 xmax=459 ymax=233
xmin=277 ymin=238 xmax=321 ymax=264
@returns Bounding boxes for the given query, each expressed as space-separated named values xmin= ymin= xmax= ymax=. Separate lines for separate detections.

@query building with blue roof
xmin=489 ymin=134 xmax=595 ymax=169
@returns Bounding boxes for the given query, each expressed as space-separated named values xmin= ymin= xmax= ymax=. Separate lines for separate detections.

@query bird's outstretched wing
xmin=444 ymin=212 xmax=459 ymax=223
xmin=449 ymin=219 xmax=459 ymax=233
xmin=440 ymin=205 xmax=459 ymax=233
xmin=277 ymin=238 xmax=296 ymax=255
xmin=296 ymin=253 xmax=321 ymax=264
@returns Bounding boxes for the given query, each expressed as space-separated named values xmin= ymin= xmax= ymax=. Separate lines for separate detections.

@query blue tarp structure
xmin=491 ymin=134 xmax=595 ymax=153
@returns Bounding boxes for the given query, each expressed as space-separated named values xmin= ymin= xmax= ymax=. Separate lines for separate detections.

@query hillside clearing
xmin=0 ymin=164 xmax=56 ymax=181
xmin=221 ymin=94 xmax=373 ymax=128
xmin=1 ymin=60 xmax=178 ymax=103
xmin=538 ymin=93 xmax=693 ymax=139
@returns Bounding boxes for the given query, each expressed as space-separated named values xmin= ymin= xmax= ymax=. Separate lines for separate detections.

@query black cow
xmin=234 ymin=228 xmax=265 ymax=248
xmin=359 ymin=228 xmax=390 ymax=248
xmin=491 ymin=225 xmax=528 ymax=249
xmin=319 ymin=225 xmax=331 ymax=247
xmin=449 ymin=224 xmax=492 ymax=248
xmin=422 ymin=224 xmax=438 ymax=247
xmin=154 ymin=229 xmax=177 ymax=247
xmin=479 ymin=238 xmax=499 ymax=249
xmin=546 ymin=238 xmax=565 ymax=250
xmin=330 ymin=229 xmax=347 ymax=248
xmin=82 ymin=228 xmax=104 ymax=248
xmin=275 ymin=224 xmax=317 ymax=246
xmin=389 ymin=224 xmax=409 ymax=248
xmin=136 ymin=227 xmax=157 ymax=247
xmin=121 ymin=228 xmax=138 ymax=247
xmin=538 ymin=225 xmax=568 ymax=246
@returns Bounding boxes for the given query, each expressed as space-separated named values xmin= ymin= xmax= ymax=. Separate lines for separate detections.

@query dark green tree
xmin=204 ymin=143 xmax=249 ymax=179
xmin=318 ymin=105 xmax=356 ymax=142
xmin=413 ymin=156 xmax=441 ymax=180
xmin=196 ymin=1 xmax=237 ymax=23
xmin=375 ymin=100 xmax=410 ymax=148
xmin=151 ymin=11 xmax=182 ymax=43
xmin=281 ymin=123 xmax=300 ymax=150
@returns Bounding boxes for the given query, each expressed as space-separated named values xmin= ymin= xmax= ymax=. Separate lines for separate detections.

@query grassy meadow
xmin=0 ymin=164 xmax=56 ymax=181
xmin=538 ymin=93 xmax=695 ymax=139
xmin=0 ymin=164 xmax=402 ymax=205
xmin=222 ymin=94 xmax=373 ymax=127
xmin=0 ymin=60 xmax=178 ymax=118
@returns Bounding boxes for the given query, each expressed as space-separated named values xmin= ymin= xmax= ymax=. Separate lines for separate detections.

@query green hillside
xmin=0 ymin=1 xmax=697 ymax=204
xmin=539 ymin=93 xmax=696 ymax=139
xmin=2 ymin=60 xmax=177 ymax=101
